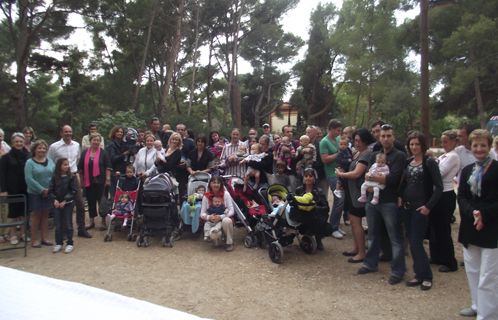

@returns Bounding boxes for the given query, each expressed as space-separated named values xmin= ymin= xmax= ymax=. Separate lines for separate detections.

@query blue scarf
xmin=468 ymin=155 xmax=492 ymax=197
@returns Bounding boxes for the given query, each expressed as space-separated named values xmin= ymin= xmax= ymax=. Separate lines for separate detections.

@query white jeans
xmin=463 ymin=245 xmax=498 ymax=320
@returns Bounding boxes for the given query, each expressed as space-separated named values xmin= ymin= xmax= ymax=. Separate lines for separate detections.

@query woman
xmin=78 ymin=133 xmax=112 ymax=231
xmin=21 ymin=127 xmax=35 ymax=152
xmin=399 ymin=131 xmax=443 ymax=291
xmin=156 ymin=133 xmax=182 ymax=175
xmin=0 ymin=133 xmax=30 ymax=245
xmin=107 ymin=126 xmax=129 ymax=198
xmin=247 ymin=135 xmax=273 ymax=190
xmin=199 ymin=175 xmax=235 ymax=252
xmin=430 ymin=130 xmax=460 ymax=272
xmin=457 ymin=129 xmax=498 ymax=319
xmin=134 ymin=134 xmax=157 ymax=179
xmin=491 ymin=136 xmax=498 ymax=159
xmin=24 ymin=140 xmax=55 ymax=248
xmin=272 ymin=133 xmax=282 ymax=145
xmin=187 ymin=134 xmax=214 ymax=175
xmin=207 ymin=130 xmax=220 ymax=156
xmin=0 ymin=129 xmax=11 ymax=243
xmin=335 ymin=128 xmax=374 ymax=263
xmin=294 ymin=168 xmax=332 ymax=250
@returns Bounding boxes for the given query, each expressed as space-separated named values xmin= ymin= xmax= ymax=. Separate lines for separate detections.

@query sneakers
xmin=107 ymin=214 xmax=115 ymax=220
xmin=53 ymin=245 xmax=63 ymax=253
xmin=64 ymin=245 xmax=74 ymax=254
xmin=122 ymin=219 xmax=127 ymax=227
xmin=371 ymin=196 xmax=379 ymax=205
xmin=460 ymin=308 xmax=477 ymax=317
xmin=333 ymin=189 xmax=344 ymax=198
xmin=338 ymin=229 xmax=346 ymax=236
xmin=357 ymin=194 xmax=367 ymax=202
xmin=388 ymin=275 xmax=403 ymax=285
xmin=331 ymin=231 xmax=344 ymax=239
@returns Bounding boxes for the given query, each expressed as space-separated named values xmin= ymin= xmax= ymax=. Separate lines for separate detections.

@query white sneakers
xmin=331 ymin=231 xmax=344 ymax=239
xmin=333 ymin=189 xmax=344 ymax=198
xmin=53 ymin=245 xmax=62 ymax=253
xmin=64 ymin=245 xmax=74 ymax=254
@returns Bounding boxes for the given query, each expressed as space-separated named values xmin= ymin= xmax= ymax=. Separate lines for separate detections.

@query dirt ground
xmin=1 ymin=196 xmax=470 ymax=320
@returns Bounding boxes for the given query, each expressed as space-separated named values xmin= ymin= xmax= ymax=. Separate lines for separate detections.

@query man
xmin=47 ymin=125 xmax=92 ymax=238
xmin=81 ymin=124 xmax=104 ymax=152
xmin=220 ymin=128 xmax=246 ymax=177
xmin=371 ymin=120 xmax=406 ymax=153
xmin=150 ymin=117 xmax=162 ymax=142
xmin=262 ymin=123 xmax=274 ymax=148
xmin=175 ymin=124 xmax=195 ymax=201
xmin=316 ymin=127 xmax=324 ymax=141
xmin=357 ymin=124 xmax=406 ymax=285
xmin=273 ymin=125 xmax=300 ymax=192
xmin=320 ymin=119 xmax=345 ymax=239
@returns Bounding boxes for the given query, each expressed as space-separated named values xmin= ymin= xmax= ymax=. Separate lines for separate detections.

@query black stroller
xmin=256 ymin=184 xmax=318 ymax=264
xmin=136 ymin=173 xmax=178 ymax=248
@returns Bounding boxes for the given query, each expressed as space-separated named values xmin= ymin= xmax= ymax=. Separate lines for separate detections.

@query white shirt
xmin=47 ymin=139 xmax=81 ymax=173
xmin=438 ymin=150 xmax=460 ymax=192
xmin=454 ymin=145 xmax=497 ymax=183
xmin=133 ymin=147 xmax=157 ymax=177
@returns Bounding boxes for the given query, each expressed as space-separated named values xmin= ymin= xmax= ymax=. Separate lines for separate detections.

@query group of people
xmin=1 ymin=118 xmax=498 ymax=318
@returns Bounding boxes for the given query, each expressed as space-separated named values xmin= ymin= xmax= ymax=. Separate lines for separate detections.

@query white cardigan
xmin=199 ymin=190 xmax=234 ymax=221
xmin=133 ymin=147 xmax=157 ymax=177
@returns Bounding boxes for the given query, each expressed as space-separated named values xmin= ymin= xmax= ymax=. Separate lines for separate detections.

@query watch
xmin=369 ymin=174 xmax=374 ymax=182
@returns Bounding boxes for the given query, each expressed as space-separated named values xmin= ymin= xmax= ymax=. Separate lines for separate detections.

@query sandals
xmin=0 ymin=236 xmax=4 ymax=243
xmin=20 ymin=236 xmax=31 ymax=242
xmin=226 ymin=244 xmax=234 ymax=252
xmin=10 ymin=236 xmax=19 ymax=245
xmin=421 ymin=281 xmax=432 ymax=291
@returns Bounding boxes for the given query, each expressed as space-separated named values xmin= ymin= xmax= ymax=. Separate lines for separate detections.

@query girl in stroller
xmin=292 ymin=168 xmax=333 ymax=250
xmin=108 ymin=193 xmax=134 ymax=227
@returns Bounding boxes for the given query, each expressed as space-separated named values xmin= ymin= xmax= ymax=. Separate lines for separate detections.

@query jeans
xmin=54 ymin=202 xmax=74 ymax=246
xmin=327 ymin=177 xmax=344 ymax=232
xmin=364 ymin=202 xmax=406 ymax=278
xmin=400 ymin=207 xmax=432 ymax=281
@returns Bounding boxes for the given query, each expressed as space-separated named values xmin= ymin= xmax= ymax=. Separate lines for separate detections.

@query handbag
xmin=98 ymin=187 xmax=113 ymax=217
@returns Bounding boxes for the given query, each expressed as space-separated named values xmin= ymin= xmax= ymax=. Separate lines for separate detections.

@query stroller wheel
xmin=244 ymin=236 xmax=253 ymax=248
xmin=136 ymin=235 xmax=142 ymax=247
xmin=169 ymin=236 xmax=174 ymax=248
xmin=251 ymin=235 xmax=258 ymax=247
xmin=269 ymin=242 xmax=284 ymax=264
xmin=144 ymin=236 xmax=149 ymax=247
xmin=108 ymin=234 xmax=113 ymax=242
xmin=127 ymin=234 xmax=132 ymax=241
xmin=300 ymin=235 xmax=316 ymax=254
xmin=104 ymin=234 xmax=109 ymax=242
xmin=257 ymin=233 xmax=266 ymax=249
xmin=132 ymin=234 xmax=137 ymax=241
xmin=162 ymin=236 xmax=168 ymax=247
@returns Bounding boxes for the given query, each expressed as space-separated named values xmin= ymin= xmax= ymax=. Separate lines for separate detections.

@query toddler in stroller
xmin=178 ymin=173 xmax=210 ymax=236
xmin=108 ymin=193 xmax=133 ymax=227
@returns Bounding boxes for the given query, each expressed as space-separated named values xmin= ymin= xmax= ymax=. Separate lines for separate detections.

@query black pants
xmin=429 ymin=191 xmax=458 ymax=270
xmin=176 ymin=170 xmax=189 ymax=201
xmin=85 ymin=184 xmax=104 ymax=219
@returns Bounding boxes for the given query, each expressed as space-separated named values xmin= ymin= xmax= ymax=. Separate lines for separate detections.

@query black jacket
xmin=248 ymin=150 xmax=273 ymax=184
xmin=188 ymin=148 xmax=214 ymax=172
xmin=47 ymin=175 xmax=78 ymax=202
xmin=106 ymin=139 xmax=127 ymax=173
xmin=0 ymin=147 xmax=30 ymax=194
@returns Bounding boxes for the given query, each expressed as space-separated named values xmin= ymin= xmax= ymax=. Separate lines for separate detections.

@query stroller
xmin=223 ymin=175 xmax=267 ymax=248
xmin=103 ymin=179 xmax=141 ymax=242
xmin=256 ymin=184 xmax=318 ymax=264
xmin=178 ymin=172 xmax=211 ymax=237
xmin=136 ymin=173 xmax=178 ymax=248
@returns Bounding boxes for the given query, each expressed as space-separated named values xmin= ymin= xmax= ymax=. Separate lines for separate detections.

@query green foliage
xmin=92 ymin=110 xmax=147 ymax=138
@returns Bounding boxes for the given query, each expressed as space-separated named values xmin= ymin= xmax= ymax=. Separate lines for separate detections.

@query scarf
xmin=468 ymin=155 xmax=492 ymax=197
xmin=203 ymin=190 xmax=225 ymax=204
xmin=84 ymin=148 xmax=101 ymax=188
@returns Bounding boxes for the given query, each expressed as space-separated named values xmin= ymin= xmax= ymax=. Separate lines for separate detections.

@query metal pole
xmin=420 ymin=0 xmax=430 ymax=139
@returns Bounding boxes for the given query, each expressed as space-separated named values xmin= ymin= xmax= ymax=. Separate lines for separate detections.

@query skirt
xmin=343 ymin=182 xmax=366 ymax=218
xmin=28 ymin=193 xmax=53 ymax=211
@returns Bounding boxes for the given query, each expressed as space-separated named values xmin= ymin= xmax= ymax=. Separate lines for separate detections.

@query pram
xmin=178 ymin=172 xmax=211 ymax=237
xmin=256 ymin=184 xmax=318 ymax=263
xmin=104 ymin=178 xmax=141 ymax=242
xmin=136 ymin=173 xmax=178 ymax=248
xmin=223 ymin=175 xmax=267 ymax=248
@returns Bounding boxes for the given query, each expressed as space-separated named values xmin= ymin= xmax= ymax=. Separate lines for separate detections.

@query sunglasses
xmin=381 ymin=124 xmax=393 ymax=130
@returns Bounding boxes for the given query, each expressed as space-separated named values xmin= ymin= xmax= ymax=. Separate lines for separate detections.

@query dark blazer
xmin=106 ymin=138 xmax=127 ymax=173
xmin=0 ymin=148 xmax=30 ymax=194
xmin=188 ymin=148 xmax=214 ymax=172
xmin=248 ymin=150 xmax=273 ymax=184
xmin=77 ymin=148 xmax=112 ymax=185
xmin=156 ymin=148 xmax=182 ymax=175
xmin=458 ymin=160 xmax=498 ymax=249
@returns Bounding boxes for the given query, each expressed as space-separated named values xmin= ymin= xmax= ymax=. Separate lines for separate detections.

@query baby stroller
xmin=178 ymin=172 xmax=211 ymax=238
xmin=256 ymin=184 xmax=318 ymax=264
xmin=136 ymin=173 xmax=178 ymax=248
xmin=103 ymin=179 xmax=141 ymax=242
xmin=223 ymin=175 xmax=267 ymax=248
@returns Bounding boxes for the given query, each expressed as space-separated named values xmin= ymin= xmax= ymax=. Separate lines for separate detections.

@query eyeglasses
xmin=381 ymin=124 xmax=393 ymax=130
xmin=354 ymin=139 xmax=363 ymax=143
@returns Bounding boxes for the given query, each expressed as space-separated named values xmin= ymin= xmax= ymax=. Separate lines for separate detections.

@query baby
xmin=187 ymin=185 xmax=205 ymax=216
xmin=277 ymin=136 xmax=295 ymax=171
xmin=358 ymin=153 xmax=390 ymax=205
xmin=239 ymin=143 xmax=266 ymax=192
xmin=221 ymin=144 xmax=248 ymax=169
xmin=122 ymin=128 xmax=138 ymax=163
xmin=161 ymin=124 xmax=173 ymax=147
xmin=334 ymin=135 xmax=353 ymax=199
xmin=296 ymin=135 xmax=316 ymax=176
xmin=154 ymin=140 xmax=166 ymax=162
xmin=213 ymin=136 xmax=226 ymax=157
xmin=203 ymin=195 xmax=228 ymax=241
xmin=269 ymin=193 xmax=285 ymax=217
xmin=108 ymin=193 xmax=134 ymax=227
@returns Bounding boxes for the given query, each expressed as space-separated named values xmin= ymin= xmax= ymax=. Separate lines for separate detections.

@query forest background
xmin=1 ymin=0 xmax=497 ymax=142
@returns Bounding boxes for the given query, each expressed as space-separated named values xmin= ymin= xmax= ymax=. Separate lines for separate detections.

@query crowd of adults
xmin=1 ymin=117 xmax=498 ymax=318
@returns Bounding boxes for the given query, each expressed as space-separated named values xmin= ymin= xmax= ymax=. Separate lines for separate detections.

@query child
xmin=277 ymin=136 xmax=295 ymax=170
xmin=154 ymin=140 xmax=166 ymax=162
xmin=108 ymin=193 xmax=134 ymax=227
xmin=274 ymin=160 xmax=291 ymax=189
xmin=220 ymin=144 xmax=247 ymax=169
xmin=213 ymin=136 xmax=226 ymax=158
xmin=239 ymin=143 xmax=266 ymax=192
xmin=269 ymin=193 xmax=285 ymax=217
xmin=212 ymin=159 xmax=221 ymax=176
xmin=358 ymin=153 xmax=390 ymax=205
xmin=187 ymin=185 xmax=205 ymax=213
xmin=296 ymin=135 xmax=316 ymax=176
xmin=203 ymin=195 xmax=228 ymax=241
xmin=47 ymin=158 xmax=78 ymax=254
xmin=122 ymin=128 xmax=138 ymax=163
xmin=161 ymin=124 xmax=173 ymax=147
xmin=334 ymin=135 xmax=353 ymax=198
xmin=116 ymin=165 xmax=139 ymax=192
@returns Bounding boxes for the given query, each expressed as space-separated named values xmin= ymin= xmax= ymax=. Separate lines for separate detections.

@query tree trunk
xmin=352 ymin=80 xmax=362 ymax=126
xmin=149 ymin=69 xmax=158 ymax=116
xmin=133 ymin=0 xmax=158 ymax=109
xmin=470 ymin=48 xmax=486 ymax=128
xmin=160 ymin=0 xmax=184 ymax=123
xmin=367 ymin=69 xmax=373 ymax=127
xmin=206 ymin=39 xmax=213 ymax=127
xmin=187 ymin=3 xmax=200 ymax=116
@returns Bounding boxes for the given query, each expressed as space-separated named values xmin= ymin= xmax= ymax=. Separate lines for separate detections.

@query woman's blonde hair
xmin=441 ymin=129 xmax=458 ymax=140
xmin=30 ymin=139 xmax=49 ymax=158
xmin=168 ymin=132 xmax=183 ymax=149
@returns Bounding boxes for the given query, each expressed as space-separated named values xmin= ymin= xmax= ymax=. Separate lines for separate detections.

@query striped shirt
xmin=221 ymin=140 xmax=246 ymax=177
